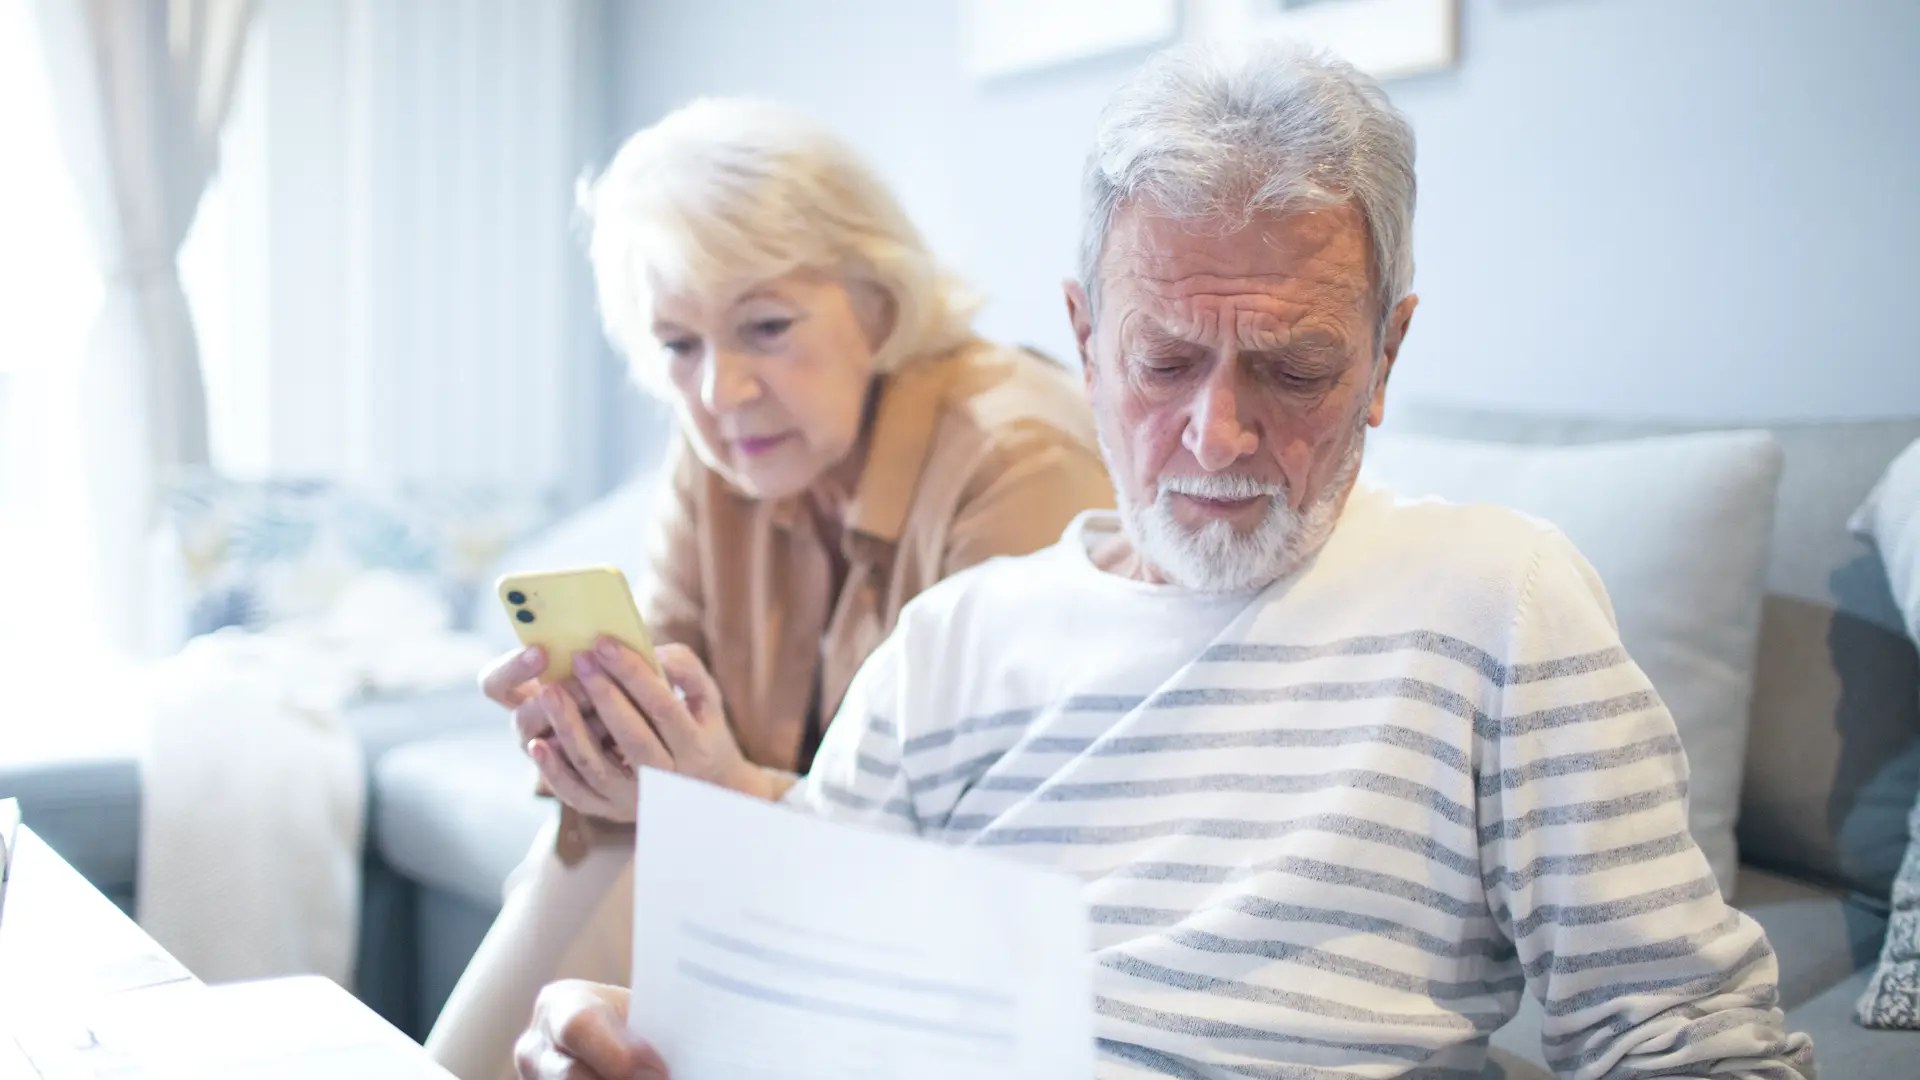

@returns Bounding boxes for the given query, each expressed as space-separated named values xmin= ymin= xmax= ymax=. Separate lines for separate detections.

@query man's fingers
xmin=573 ymin=652 xmax=673 ymax=773
xmin=554 ymin=1000 xmax=637 ymax=1077
xmin=630 ymin=1040 xmax=671 ymax=1079
xmin=481 ymin=646 xmax=546 ymax=707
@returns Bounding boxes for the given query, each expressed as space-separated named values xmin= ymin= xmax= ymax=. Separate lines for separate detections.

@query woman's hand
xmin=518 ymin=640 xmax=778 ymax=817
xmin=514 ymin=981 xmax=667 ymax=1080
xmin=480 ymin=645 xmax=635 ymax=821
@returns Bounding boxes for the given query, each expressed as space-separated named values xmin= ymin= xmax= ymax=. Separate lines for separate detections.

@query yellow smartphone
xmin=496 ymin=565 xmax=661 ymax=684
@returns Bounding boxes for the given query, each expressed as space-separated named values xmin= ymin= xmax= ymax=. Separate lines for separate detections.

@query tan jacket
xmin=555 ymin=341 xmax=1113 ymax=860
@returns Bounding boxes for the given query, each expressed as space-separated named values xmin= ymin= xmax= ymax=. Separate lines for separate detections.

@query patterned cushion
xmin=158 ymin=473 xmax=555 ymax=639
xmin=1857 ymin=796 xmax=1920 ymax=1027
xmin=1852 ymin=438 xmax=1920 ymax=1028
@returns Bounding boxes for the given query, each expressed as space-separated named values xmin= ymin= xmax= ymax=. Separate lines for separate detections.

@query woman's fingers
xmin=589 ymin=640 xmax=703 ymax=760
xmin=655 ymin=644 xmax=724 ymax=723
xmin=589 ymin=640 xmax=761 ymax=796
xmin=542 ymin=685 xmax=625 ymax=794
xmin=527 ymin=739 xmax=625 ymax=822
xmin=573 ymin=651 xmax=673 ymax=773
xmin=481 ymin=646 xmax=547 ymax=707
xmin=514 ymin=696 xmax=552 ymax=745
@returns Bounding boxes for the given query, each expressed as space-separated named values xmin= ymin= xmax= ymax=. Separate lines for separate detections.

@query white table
xmin=0 ymin=826 xmax=452 ymax=1078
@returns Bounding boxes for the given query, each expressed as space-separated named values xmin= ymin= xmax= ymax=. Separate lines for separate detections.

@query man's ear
xmin=1369 ymin=293 xmax=1418 ymax=427
xmin=1064 ymin=278 xmax=1096 ymax=394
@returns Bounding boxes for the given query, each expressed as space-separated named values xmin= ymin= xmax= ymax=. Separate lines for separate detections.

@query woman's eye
xmin=747 ymin=317 xmax=794 ymax=339
xmin=661 ymin=339 xmax=698 ymax=361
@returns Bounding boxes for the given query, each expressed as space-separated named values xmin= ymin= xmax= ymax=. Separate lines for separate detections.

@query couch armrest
xmin=344 ymin=686 xmax=499 ymax=767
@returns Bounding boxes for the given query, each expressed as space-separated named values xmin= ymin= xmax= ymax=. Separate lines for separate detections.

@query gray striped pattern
xmin=789 ymin=507 xmax=1808 ymax=1078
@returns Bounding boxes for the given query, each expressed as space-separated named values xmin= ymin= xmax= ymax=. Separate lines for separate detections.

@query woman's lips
xmin=732 ymin=433 xmax=794 ymax=457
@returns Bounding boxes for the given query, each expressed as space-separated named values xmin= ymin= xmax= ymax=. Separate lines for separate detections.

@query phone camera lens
xmin=506 ymin=590 xmax=527 ymax=605
xmin=516 ymin=610 xmax=535 ymax=624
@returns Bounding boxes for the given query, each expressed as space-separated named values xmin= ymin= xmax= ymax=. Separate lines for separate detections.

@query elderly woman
xmin=425 ymin=98 xmax=1111 ymax=1079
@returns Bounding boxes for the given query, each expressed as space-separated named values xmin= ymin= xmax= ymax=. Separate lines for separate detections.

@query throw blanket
xmin=138 ymin=572 xmax=494 ymax=985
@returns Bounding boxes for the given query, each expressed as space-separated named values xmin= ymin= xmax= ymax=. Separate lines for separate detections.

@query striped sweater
xmin=787 ymin=483 xmax=1815 ymax=1079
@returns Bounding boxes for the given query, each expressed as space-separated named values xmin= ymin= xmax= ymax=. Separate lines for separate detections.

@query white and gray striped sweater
xmin=787 ymin=484 xmax=1814 ymax=1079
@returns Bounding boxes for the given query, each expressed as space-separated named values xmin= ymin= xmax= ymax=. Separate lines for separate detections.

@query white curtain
xmin=27 ymin=0 xmax=253 ymax=651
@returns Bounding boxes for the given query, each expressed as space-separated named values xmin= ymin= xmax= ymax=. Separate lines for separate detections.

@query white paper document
xmin=630 ymin=770 xmax=1093 ymax=1080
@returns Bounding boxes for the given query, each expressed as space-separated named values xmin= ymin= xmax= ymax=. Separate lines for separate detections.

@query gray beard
xmin=1096 ymin=417 xmax=1367 ymax=593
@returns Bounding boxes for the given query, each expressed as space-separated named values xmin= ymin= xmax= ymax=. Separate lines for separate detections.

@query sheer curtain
xmin=29 ymin=0 xmax=252 ymax=651
xmin=0 ymin=0 xmax=252 ymax=755
xmin=0 ymin=0 xmax=112 ymax=755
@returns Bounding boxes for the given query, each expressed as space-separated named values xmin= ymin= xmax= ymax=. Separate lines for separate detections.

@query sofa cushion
xmin=0 ymin=755 xmax=139 ymax=900
xmin=1851 ymin=438 xmax=1920 ymax=641
xmin=1849 ymin=440 xmax=1920 ymax=1027
xmin=1382 ymin=405 xmax=1920 ymax=902
xmin=373 ymin=731 xmax=551 ymax=908
xmin=152 ymin=474 xmax=556 ymax=653
xmin=1737 ymin=865 xmax=1888 ymax=1011
xmin=1787 ymin=967 xmax=1919 ymax=1074
xmin=1363 ymin=430 xmax=1783 ymax=896
xmin=343 ymin=687 xmax=499 ymax=766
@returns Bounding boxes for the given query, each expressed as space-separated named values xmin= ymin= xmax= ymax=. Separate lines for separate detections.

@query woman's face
xmin=654 ymin=270 xmax=893 ymax=500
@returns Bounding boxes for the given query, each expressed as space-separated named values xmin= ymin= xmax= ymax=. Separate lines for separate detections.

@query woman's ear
xmin=851 ymin=281 xmax=899 ymax=355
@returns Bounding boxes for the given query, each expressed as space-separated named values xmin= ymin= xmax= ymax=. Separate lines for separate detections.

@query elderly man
xmin=513 ymin=41 xmax=1814 ymax=1080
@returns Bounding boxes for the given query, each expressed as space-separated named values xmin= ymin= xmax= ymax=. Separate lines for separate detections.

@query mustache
xmin=1157 ymin=473 xmax=1287 ymax=500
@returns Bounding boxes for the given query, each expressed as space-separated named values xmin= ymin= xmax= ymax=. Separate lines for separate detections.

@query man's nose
xmin=1181 ymin=364 xmax=1259 ymax=471
xmin=700 ymin=349 xmax=760 ymax=413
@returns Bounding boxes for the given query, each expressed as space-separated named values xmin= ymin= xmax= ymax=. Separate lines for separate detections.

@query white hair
xmin=1078 ymin=39 xmax=1417 ymax=337
xmin=581 ymin=98 xmax=980 ymax=393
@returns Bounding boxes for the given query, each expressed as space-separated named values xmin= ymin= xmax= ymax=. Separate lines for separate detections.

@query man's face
xmin=1066 ymin=202 xmax=1417 ymax=591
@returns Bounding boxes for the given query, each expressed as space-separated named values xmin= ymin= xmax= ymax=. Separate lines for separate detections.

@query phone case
xmin=496 ymin=565 xmax=661 ymax=683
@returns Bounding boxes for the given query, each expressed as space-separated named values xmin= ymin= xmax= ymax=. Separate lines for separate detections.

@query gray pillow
xmin=1362 ymin=431 xmax=1785 ymax=899
xmin=1852 ymin=438 xmax=1920 ymax=1028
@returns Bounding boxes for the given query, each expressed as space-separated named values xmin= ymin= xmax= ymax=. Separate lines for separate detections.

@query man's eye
xmin=1271 ymin=365 xmax=1333 ymax=391
xmin=1139 ymin=358 xmax=1193 ymax=379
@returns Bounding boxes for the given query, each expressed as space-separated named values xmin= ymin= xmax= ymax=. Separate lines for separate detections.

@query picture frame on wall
xmin=1180 ymin=0 xmax=1458 ymax=81
xmin=1240 ymin=0 xmax=1458 ymax=81
xmin=960 ymin=0 xmax=1180 ymax=81
xmin=960 ymin=0 xmax=1458 ymax=85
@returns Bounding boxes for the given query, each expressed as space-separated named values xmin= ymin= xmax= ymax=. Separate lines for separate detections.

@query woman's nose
xmin=700 ymin=349 xmax=760 ymax=413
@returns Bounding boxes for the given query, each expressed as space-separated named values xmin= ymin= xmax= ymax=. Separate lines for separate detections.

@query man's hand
xmin=514 ymin=981 xmax=668 ymax=1080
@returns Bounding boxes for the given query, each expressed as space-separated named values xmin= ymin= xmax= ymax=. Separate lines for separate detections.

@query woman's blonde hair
xmin=581 ymin=98 xmax=981 ymax=394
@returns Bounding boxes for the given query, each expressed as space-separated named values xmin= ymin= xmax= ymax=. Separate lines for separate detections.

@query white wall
xmin=602 ymin=0 xmax=1920 ymax=472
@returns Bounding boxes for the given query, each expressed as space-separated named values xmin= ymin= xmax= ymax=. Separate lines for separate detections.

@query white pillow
xmin=1850 ymin=438 xmax=1920 ymax=643
xmin=1362 ymin=430 xmax=1785 ymax=899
